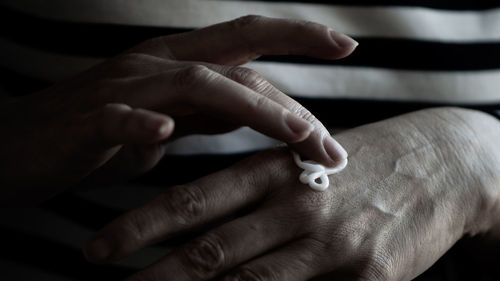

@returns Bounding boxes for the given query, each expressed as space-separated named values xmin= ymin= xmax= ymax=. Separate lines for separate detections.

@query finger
xmin=134 ymin=15 xmax=358 ymax=65
xmin=83 ymin=150 xmax=288 ymax=263
xmin=125 ymin=66 xmax=315 ymax=144
xmin=133 ymin=60 xmax=347 ymax=165
xmin=83 ymin=103 xmax=174 ymax=148
xmin=222 ymin=238 xmax=327 ymax=281
xmin=209 ymin=64 xmax=347 ymax=166
xmin=91 ymin=52 xmax=171 ymax=80
xmin=124 ymin=208 xmax=300 ymax=281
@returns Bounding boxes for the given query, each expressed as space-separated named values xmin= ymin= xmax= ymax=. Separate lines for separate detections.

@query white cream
xmin=292 ymin=151 xmax=348 ymax=191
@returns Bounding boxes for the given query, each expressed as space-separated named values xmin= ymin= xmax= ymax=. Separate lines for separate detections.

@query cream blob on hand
xmin=292 ymin=151 xmax=348 ymax=191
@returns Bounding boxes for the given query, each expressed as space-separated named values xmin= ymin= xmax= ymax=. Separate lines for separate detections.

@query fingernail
xmin=329 ymin=30 xmax=358 ymax=49
xmin=323 ymin=136 xmax=348 ymax=164
xmin=83 ymin=237 xmax=111 ymax=263
xmin=285 ymin=113 xmax=314 ymax=139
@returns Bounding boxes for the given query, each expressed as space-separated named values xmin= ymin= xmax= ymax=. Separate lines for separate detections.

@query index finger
xmin=133 ymin=15 xmax=358 ymax=65
xmin=207 ymin=64 xmax=348 ymax=166
xmin=123 ymin=65 xmax=315 ymax=144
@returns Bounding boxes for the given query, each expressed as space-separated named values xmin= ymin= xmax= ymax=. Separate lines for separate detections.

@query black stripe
xmin=221 ymin=0 xmax=500 ymax=11
xmin=292 ymin=97 xmax=500 ymax=126
xmin=260 ymin=39 xmax=500 ymax=71
xmin=2 ymin=6 xmax=500 ymax=70
xmin=0 ymin=6 xmax=179 ymax=57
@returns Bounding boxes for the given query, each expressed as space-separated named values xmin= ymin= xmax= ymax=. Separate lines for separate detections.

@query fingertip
xmin=328 ymin=29 xmax=358 ymax=59
xmin=290 ymin=133 xmax=348 ymax=167
xmin=323 ymin=136 xmax=348 ymax=165
xmin=329 ymin=30 xmax=358 ymax=49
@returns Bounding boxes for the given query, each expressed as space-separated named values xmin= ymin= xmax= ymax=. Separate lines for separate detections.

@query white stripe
xmin=2 ymin=38 xmax=499 ymax=103
xmin=3 ymin=0 xmax=500 ymax=42
xmin=164 ymin=127 xmax=281 ymax=155
xmin=246 ymin=61 xmax=500 ymax=103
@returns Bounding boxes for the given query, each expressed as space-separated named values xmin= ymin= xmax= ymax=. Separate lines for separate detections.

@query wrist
xmin=422 ymin=107 xmax=500 ymax=237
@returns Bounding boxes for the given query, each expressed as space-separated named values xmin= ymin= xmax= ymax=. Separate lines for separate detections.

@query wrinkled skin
xmin=0 ymin=16 xmax=357 ymax=205
xmin=85 ymin=108 xmax=500 ymax=281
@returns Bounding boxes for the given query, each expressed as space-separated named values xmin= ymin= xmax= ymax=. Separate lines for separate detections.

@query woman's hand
xmin=0 ymin=16 xmax=357 ymax=204
xmin=83 ymin=107 xmax=500 ymax=281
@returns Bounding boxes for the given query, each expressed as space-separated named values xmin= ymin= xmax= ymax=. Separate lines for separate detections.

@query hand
xmin=84 ymin=108 xmax=500 ymax=281
xmin=0 ymin=16 xmax=357 ymax=205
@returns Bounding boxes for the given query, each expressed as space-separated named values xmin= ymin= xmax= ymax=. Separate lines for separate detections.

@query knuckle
xmin=290 ymin=194 xmax=333 ymax=226
xmin=119 ymin=52 xmax=152 ymax=65
xmin=227 ymin=67 xmax=270 ymax=93
xmin=157 ymin=184 xmax=207 ymax=225
xmin=122 ymin=211 xmax=152 ymax=244
xmin=173 ymin=64 xmax=213 ymax=92
xmin=359 ymin=252 xmax=393 ymax=281
xmin=118 ymin=53 xmax=155 ymax=73
xmin=102 ymin=53 xmax=153 ymax=78
xmin=252 ymin=95 xmax=269 ymax=111
xmin=181 ymin=234 xmax=226 ymax=278
xmin=231 ymin=15 xmax=262 ymax=30
xmin=229 ymin=15 xmax=263 ymax=55
xmin=134 ymin=36 xmax=176 ymax=59
xmin=296 ymin=108 xmax=318 ymax=125
xmin=300 ymin=20 xmax=326 ymax=33
xmin=293 ymin=107 xmax=325 ymax=132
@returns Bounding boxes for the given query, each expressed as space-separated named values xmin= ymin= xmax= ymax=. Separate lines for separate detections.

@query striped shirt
xmin=1 ymin=1 xmax=499 ymax=280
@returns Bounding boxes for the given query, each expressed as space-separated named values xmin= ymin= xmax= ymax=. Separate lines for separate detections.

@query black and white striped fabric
xmin=1 ymin=1 xmax=499 ymax=280
xmin=1 ymin=0 xmax=499 ymax=154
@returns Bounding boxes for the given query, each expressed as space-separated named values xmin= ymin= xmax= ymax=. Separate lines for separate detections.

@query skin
xmin=0 ymin=16 xmax=357 ymax=205
xmin=84 ymin=107 xmax=500 ymax=281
